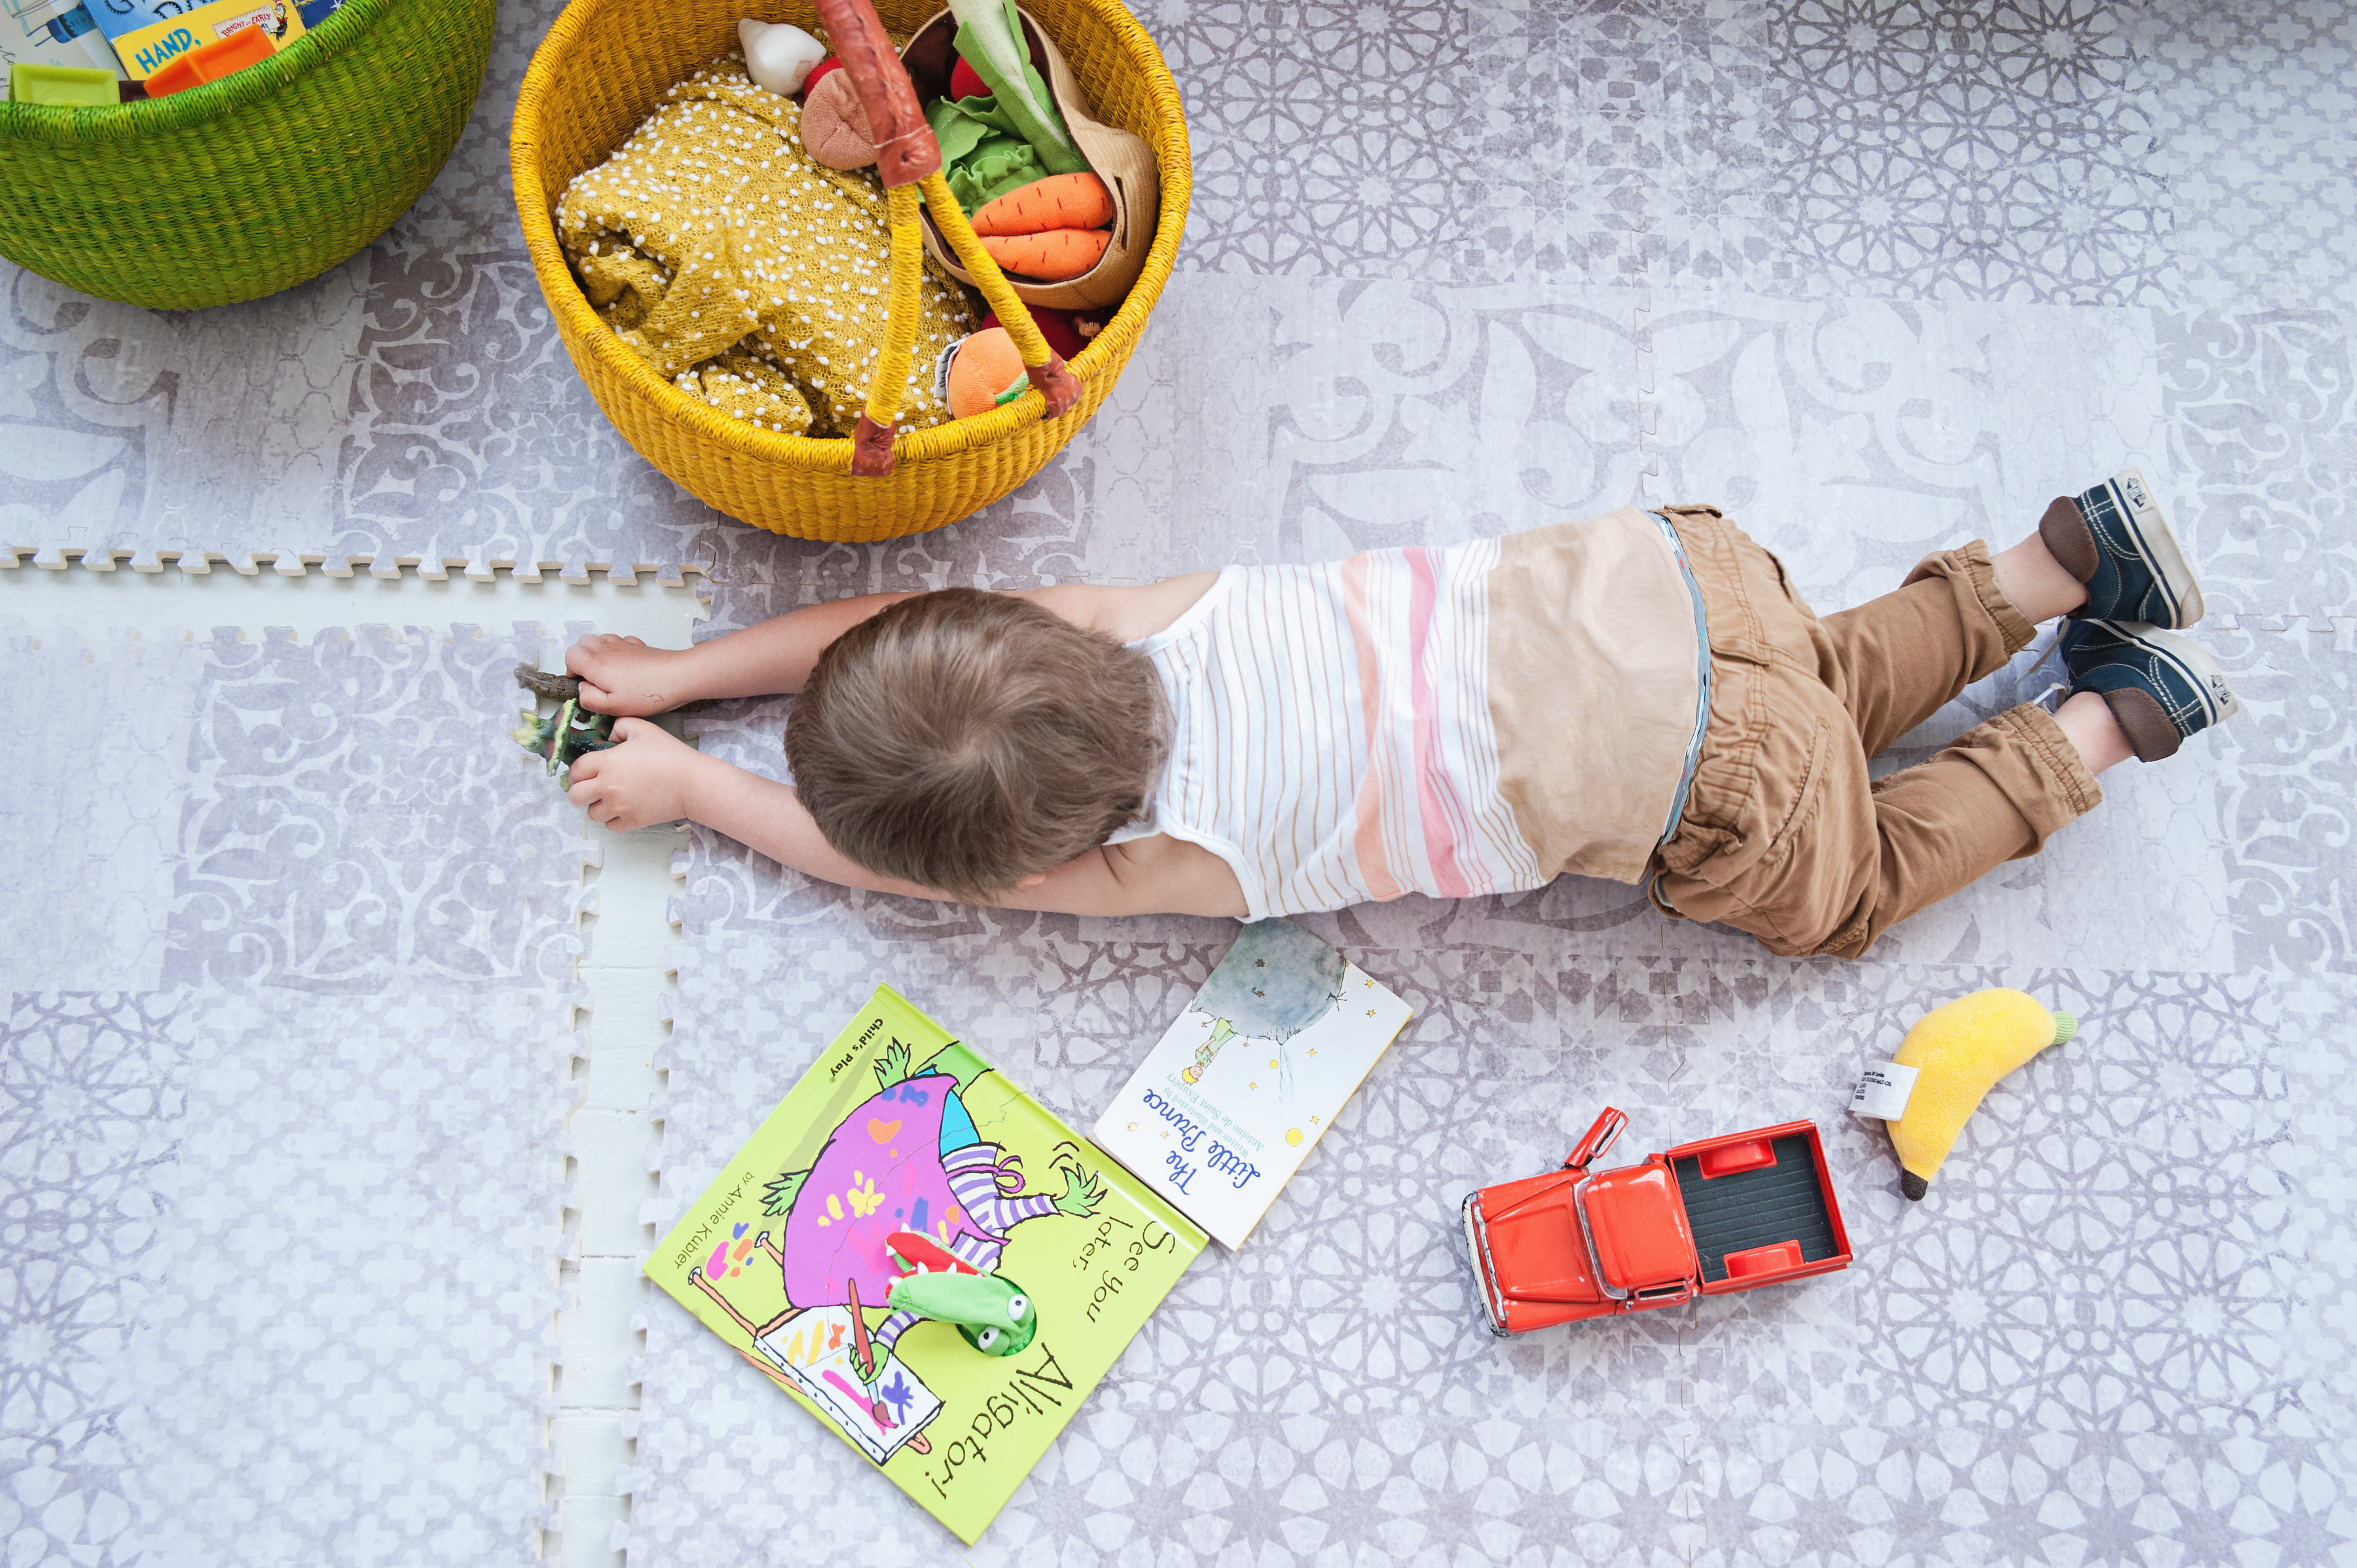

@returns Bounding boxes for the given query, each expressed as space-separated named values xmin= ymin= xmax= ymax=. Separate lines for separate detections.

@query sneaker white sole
xmin=2094 ymin=619 xmax=2240 ymax=729
xmin=2110 ymin=467 xmax=2206 ymax=629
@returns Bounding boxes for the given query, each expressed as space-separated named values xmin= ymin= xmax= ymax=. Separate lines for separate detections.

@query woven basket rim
xmin=510 ymin=0 xmax=1191 ymax=473
xmin=0 ymin=0 xmax=391 ymax=146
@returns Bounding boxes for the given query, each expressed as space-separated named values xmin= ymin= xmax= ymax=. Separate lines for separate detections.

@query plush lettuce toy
xmin=925 ymin=0 xmax=1087 ymax=211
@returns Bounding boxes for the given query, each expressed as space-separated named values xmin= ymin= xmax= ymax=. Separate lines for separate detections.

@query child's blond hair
xmin=785 ymin=590 xmax=1167 ymax=902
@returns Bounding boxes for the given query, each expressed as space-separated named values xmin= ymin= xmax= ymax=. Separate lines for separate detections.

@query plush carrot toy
xmin=971 ymin=172 xmax=1115 ymax=236
xmin=979 ymin=228 xmax=1110 ymax=281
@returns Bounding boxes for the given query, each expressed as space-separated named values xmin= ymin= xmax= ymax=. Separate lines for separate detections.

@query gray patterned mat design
xmin=0 ymin=0 xmax=2350 ymax=1565
xmin=0 ymin=629 xmax=585 ymax=1565
xmin=0 ymin=0 xmax=2348 ymax=583
xmin=625 ymin=592 xmax=2353 ymax=1565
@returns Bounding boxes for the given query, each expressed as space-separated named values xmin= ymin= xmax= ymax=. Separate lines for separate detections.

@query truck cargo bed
xmin=1671 ymin=1133 xmax=1840 ymax=1284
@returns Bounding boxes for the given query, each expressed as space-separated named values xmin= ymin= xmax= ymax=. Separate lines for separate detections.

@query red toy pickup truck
xmin=1461 ymin=1108 xmax=1852 ymax=1334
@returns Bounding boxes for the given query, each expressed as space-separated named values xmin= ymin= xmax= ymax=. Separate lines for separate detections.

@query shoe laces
xmin=2022 ymin=629 xmax=2070 ymax=711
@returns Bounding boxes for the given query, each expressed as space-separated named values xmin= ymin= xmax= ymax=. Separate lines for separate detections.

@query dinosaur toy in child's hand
xmin=510 ymin=663 xmax=716 ymax=784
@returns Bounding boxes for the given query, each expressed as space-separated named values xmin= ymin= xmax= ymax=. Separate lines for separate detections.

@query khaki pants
xmin=1651 ymin=506 xmax=2102 ymax=959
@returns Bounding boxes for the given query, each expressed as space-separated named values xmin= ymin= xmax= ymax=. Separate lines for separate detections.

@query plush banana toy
xmin=1880 ymin=988 xmax=2076 ymax=1200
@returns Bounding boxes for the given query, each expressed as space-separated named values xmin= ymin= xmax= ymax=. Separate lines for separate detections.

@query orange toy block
xmin=143 ymin=22 xmax=274 ymax=96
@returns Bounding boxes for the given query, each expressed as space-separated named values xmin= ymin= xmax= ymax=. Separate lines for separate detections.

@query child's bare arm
xmin=566 ymin=723 xmax=1247 ymax=917
xmin=564 ymin=575 xmax=1216 ymax=716
xmin=566 ymin=593 xmax=915 ymax=714
xmin=993 ymin=833 xmax=1248 ymax=918
xmin=565 ymin=721 xmax=941 ymax=896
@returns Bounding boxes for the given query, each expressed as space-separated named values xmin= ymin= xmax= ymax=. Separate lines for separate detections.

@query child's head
xmin=786 ymin=590 xmax=1166 ymax=902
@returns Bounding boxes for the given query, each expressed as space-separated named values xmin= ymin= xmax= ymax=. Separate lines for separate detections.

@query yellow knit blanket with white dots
xmin=557 ymin=51 xmax=979 ymax=439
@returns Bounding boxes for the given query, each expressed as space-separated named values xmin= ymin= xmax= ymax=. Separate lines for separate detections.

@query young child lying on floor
xmin=562 ymin=472 xmax=2236 ymax=958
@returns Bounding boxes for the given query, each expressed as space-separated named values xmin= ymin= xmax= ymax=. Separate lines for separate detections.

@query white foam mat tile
xmin=2138 ymin=2 xmax=2357 ymax=316
xmin=162 ymin=623 xmax=586 ymax=993
xmin=2200 ymin=621 xmax=2357 ymax=979
xmin=2271 ymin=966 xmax=2357 ymax=1491
xmin=1 ymin=610 xmax=590 ymax=1566
xmin=0 ymin=984 xmax=569 ymax=1567
xmin=0 ymin=634 xmax=200 ymax=1000
xmin=2154 ymin=306 xmax=2357 ymax=627
xmin=0 ymin=259 xmax=370 ymax=572
xmin=685 ymin=276 xmax=1631 ymax=587
xmin=1643 ymin=291 xmax=2172 ymax=615
xmin=325 ymin=272 xmax=1658 ymax=593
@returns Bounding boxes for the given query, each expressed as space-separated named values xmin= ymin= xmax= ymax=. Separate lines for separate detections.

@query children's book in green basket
xmin=648 ymin=984 xmax=1206 ymax=1544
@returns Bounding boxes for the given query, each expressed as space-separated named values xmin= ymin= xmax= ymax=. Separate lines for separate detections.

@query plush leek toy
xmin=1882 ymin=988 xmax=2076 ymax=1200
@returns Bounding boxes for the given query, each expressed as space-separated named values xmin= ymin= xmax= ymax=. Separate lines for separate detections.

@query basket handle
xmin=813 ymin=0 xmax=1083 ymax=476
xmin=811 ymin=0 xmax=938 ymax=187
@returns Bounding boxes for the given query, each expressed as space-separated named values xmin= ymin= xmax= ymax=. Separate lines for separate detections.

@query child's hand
xmin=567 ymin=634 xmax=699 ymax=716
xmin=565 ymin=719 xmax=703 ymax=831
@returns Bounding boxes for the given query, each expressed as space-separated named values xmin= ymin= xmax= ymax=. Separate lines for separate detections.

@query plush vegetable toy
xmin=968 ymin=170 xmax=1113 ymax=280
xmin=1881 ymin=988 xmax=2077 ymax=1200
xmin=941 ymin=304 xmax=1112 ymax=418
xmin=971 ymin=170 xmax=1114 ymax=235
xmin=979 ymin=227 xmax=1108 ymax=280
xmin=943 ymin=326 xmax=1029 ymax=417
xmin=739 ymin=18 xmax=826 ymax=96
xmin=945 ymin=0 xmax=1079 ymax=165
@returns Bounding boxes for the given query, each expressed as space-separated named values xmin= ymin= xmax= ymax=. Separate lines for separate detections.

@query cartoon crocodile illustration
xmin=759 ymin=1038 xmax=1103 ymax=1381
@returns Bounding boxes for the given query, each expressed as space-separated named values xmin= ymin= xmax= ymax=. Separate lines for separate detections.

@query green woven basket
xmin=0 ymin=0 xmax=496 ymax=309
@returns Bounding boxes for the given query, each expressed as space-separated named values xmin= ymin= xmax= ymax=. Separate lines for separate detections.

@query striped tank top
xmin=1114 ymin=509 xmax=1710 ymax=921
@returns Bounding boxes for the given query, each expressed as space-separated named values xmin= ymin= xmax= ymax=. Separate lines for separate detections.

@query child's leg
xmin=1651 ymin=509 xmax=2097 ymax=958
xmin=1813 ymin=539 xmax=2055 ymax=761
xmin=1656 ymin=681 xmax=2105 ymax=958
xmin=1655 ymin=487 xmax=2227 ymax=960
xmin=1812 ymin=470 xmax=2201 ymax=761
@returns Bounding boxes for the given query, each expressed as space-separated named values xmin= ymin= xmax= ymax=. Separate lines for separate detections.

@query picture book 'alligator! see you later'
xmin=647 ymin=985 xmax=1205 ymax=1544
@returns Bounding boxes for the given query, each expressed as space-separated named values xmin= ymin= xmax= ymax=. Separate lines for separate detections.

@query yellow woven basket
xmin=511 ymin=0 xmax=1188 ymax=543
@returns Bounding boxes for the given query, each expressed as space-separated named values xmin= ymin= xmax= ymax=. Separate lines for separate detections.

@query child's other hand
xmin=566 ymin=719 xmax=701 ymax=831
xmin=567 ymin=633 xmax=696 ymax=716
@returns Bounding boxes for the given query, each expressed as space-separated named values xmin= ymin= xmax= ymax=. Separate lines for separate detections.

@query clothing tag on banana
xmin=1851 ymin=1061 xmax=1919 ymax=1120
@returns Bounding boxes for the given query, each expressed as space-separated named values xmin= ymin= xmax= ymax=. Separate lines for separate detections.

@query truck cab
xmin=1461 ymin=1109 xmax=1852 ymax=1335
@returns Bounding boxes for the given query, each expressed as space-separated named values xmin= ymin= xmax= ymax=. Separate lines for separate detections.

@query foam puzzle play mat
xmin=3 ymin=0 xmax=2354 ymax=1563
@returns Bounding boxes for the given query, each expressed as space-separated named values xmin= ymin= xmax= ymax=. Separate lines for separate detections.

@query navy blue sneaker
xmin=2039 ymin=468 xmax=2206 ymax=629
xmin=2060 ymin=619 xmax=2238 ymax=761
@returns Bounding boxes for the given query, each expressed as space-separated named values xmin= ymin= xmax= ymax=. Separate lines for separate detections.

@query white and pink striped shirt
xmin=1117 ymin=517 xmax=1709 ymax=920
xmin=1120 ymin=542 xmax=1534 ymax=918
